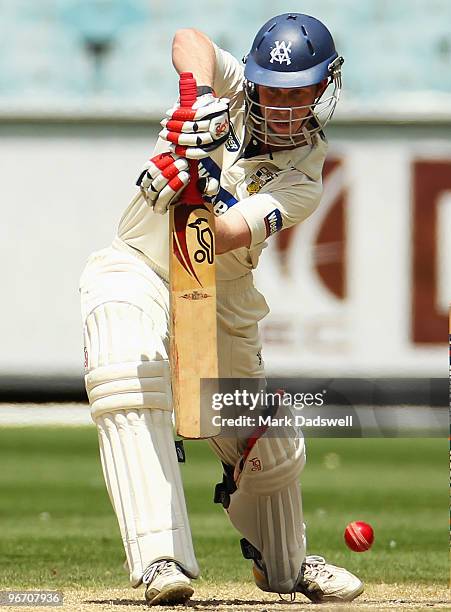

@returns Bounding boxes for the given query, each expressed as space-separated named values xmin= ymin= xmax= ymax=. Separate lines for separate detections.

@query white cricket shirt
xmin=115 ymin=44 xmax=328 ymax=281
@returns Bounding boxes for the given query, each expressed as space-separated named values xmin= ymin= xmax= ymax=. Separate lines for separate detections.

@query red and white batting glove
xmin=136 ymin=152 xmax=189 ymax=215
xmin=198 ymin=160 xmax=220 ymax=198
xmin=159 ymin=87 xmax=230 ymax=160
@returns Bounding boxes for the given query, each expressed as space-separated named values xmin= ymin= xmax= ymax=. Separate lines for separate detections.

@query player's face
xmin=257 ymin=82 xmax=325 ymax=140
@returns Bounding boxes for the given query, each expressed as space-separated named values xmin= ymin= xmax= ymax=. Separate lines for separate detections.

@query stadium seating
xmin=0 ymin=0 xmax=449 ymax=115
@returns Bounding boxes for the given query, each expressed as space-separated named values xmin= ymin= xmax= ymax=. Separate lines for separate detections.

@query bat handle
xmin=178 ymin=72 xmax=203 ymax=205
xmin=179 ymin=72 xmax=198 ymax=108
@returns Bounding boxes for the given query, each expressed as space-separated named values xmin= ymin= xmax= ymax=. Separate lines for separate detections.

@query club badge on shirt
xmin=247 ymin=166 xmax=277 ymax=195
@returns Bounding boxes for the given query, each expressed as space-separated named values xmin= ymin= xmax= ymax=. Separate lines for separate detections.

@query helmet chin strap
xmin=300 ymin=125 xmax=313 ymax=146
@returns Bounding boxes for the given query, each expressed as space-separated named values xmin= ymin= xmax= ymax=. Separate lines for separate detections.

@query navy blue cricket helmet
xmin=243 ymin=13 xmax=343 ymax=147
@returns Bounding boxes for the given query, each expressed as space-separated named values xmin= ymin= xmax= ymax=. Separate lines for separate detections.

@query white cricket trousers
xmin=80 ymin=242 xmax=306 ymax=593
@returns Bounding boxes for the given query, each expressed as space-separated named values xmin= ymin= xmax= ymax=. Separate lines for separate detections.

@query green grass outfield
xmin=0 ymin=427 xmax=448 ymax=590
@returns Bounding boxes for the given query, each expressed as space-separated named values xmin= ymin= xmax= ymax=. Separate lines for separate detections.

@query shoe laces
xmin=302 ymin=555 xmax=334 ymax=582
xmin=142 ymin=560 xmax=180 ymax=585
xmin=278 ymin=557 xmax=331 ymax=603
xmin=258 ymin=556 xmax=334 ymax=603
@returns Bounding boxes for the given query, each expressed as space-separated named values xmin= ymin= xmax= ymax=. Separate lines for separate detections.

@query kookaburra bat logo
xmin=188 ymin=217 xmax=214 ymax=264
xmin=172 ymin=205 xmax=214 ymax=287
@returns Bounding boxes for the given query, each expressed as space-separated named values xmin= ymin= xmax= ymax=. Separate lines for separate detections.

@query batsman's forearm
xmin=172 ymin=29 xmax=216 ymax=87
xmin=215 ymin=209 xmax=251 ymax=254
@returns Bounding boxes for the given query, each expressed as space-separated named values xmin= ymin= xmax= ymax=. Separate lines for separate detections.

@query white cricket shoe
xmin=252 ymin=555 xmax=363 ymax=603
xmin=297 ymin=555 xmax=364 ymax=603
xmin=143 ymin=560 xmax=194 ymax=606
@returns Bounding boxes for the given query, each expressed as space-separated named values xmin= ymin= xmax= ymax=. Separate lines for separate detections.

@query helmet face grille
xmin=244 ymin=71 xmax=342 ymax=148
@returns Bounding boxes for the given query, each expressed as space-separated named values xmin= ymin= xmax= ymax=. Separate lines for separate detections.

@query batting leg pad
xmin=97 ymin=409 xmax=199 ymax=585
xmin=83 ymin=302 xmax=172 ymax=417
xmin=82 ymin=302 xmax=198 ymax=585
xmin=214 ymin=434 xmax=306 ymax=594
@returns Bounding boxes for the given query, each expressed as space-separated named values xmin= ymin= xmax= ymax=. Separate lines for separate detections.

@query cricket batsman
xmin=80 ymin=13 xmax=364 ymax=605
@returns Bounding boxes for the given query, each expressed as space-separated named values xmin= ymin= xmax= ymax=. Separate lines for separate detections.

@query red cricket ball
xmin=344 ymin=521 xmax=374 ymax=552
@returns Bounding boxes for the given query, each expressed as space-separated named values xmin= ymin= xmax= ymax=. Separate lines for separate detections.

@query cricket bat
xmin=169 ymin=72 xmax=220 ymax=439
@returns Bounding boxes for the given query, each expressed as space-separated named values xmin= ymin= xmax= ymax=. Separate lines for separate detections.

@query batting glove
xmin=136 ymin=152 xmax=189 ymax=215
xmin=198 ymin=160 xmax=220 ymax=198
xmin=159 ymin=89 xmax=230 ymax=160
xmin=136 ymin=154 xmax=221 ymax=214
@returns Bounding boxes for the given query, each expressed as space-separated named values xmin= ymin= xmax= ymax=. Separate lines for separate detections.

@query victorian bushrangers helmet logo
xmin=270 ymin=41 xmax=292 ymax=65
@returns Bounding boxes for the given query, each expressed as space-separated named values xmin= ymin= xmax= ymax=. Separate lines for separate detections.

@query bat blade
xmin=169 ymin=202 xmax=219 ymax=438
xmin=169 ymin=72 xmax=220 ymax=439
